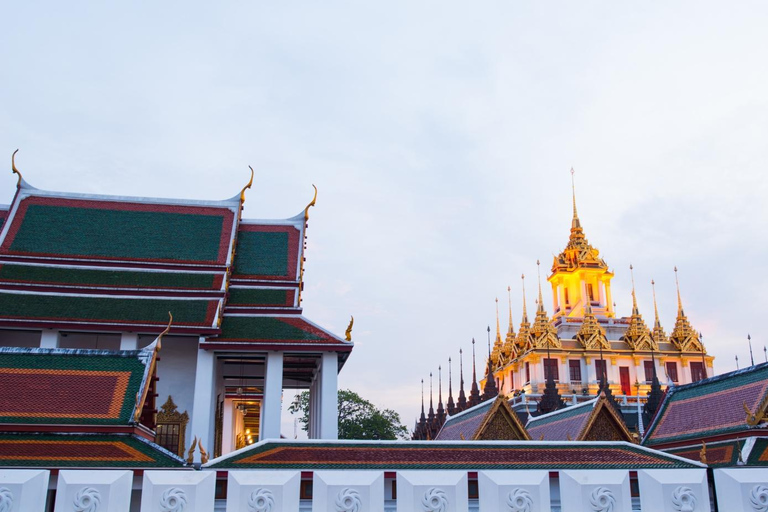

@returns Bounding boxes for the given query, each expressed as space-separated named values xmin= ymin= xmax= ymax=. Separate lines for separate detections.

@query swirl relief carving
xmin=335 ymin=488 xmax=362 ymax=512
xmin=248 ymin=488 xmax=275 ymax=512
xmin=421 ymin=487 xmax=449 ymax=512
xmin=589 ymin=487 xmax=616 ymax=512
xmin=0 ymin=487 xmax=13 ymax=512
xmin=506 ymin=488 xmax=533 ymax=512
xmin=751 ymin=484 xmax=768 ymax=512
xmin=671 ymin=486 xmax=696 ymax=512
xmin=159 ymin=487 xmax=188 ymax=512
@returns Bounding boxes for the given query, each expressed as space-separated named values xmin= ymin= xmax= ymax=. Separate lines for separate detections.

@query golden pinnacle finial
xmin=630 ymin=264 xmax=638 ymax=311
xmin=304 ymin=184 xmax=318 ymax=221
xmin=651 ymin=279 xmax=661 ymax=323
xmin=521 ymin=274 xmax=528 ymax=321
xmin=536 ymin=260 xmax=544 ymax=312
xmin=240 ymin=166 xmax=255 ymax=203
xmin=11 ymin=149 xmax=22 ymax=187
xmin=570 ymin=167 xmax=581 ymax=230
xmin=507 ymin=285 xmax=513 ymax=331
xmin=495 ymin=297 xmax=501 ymax=341
xmin=345 ymin=316 xmax=354 ymax=342
xmin=674 ymin=266 xmax=683 ymax=314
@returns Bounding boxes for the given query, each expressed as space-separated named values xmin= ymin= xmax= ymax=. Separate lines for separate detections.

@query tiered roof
xmin=435 ymin=396 xmax=530 ymax=441
xmin=643 ymin=363 xmax=768 ymax=448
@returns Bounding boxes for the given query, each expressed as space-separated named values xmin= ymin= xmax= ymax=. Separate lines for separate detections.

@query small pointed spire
xmin=427 ymin=372 xmax=436 ymax=438
xmin=674 ymin=266 xmax=683 ymax=316
xmin=521 ymin=274 xmax=528 ymax=322
xmin=630 ymin=264 xmax=639 ymax=315
xmin=507 ymin=286 xmax=514 ymax=333
xmin=458 ymin=349 xmax=467 ymax=412
xmin=483 ymin=326 xmax=498 ymax=401
xmin=669 ymin=267 xmax=701 ymax=352
xmin=495 ymin=298 xmax=501 ymax=343
xmin=537 ymin=260 xmax=545 ymax=314
xmin=436 ymin=365 xmax=446 ymax=428
xmin=447 ymin=357 xmax=456 ymax=416
xmin=651 ymin=279 xmax=661 ymax=326
xmin=469 ymin=338 xmax=481 ymax=407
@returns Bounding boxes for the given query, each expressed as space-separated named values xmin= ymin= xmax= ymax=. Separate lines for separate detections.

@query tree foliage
xmin=288 ymin=389 xmax=409 ymax=440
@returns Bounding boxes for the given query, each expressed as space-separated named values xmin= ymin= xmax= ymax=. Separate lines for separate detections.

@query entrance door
xmin=619 ymin=367 xmax=631 ymax=396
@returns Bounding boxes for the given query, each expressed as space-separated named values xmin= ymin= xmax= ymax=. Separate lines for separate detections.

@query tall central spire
xmin=447 ymin=357 xmax=456 ymax=416
xmin=469 ymin=338 xmax=481 ymax=407
xmin=457 ymin=349 xmax=467 ymax=412
xmin=571 ymin=167 xmax=581 ymax=230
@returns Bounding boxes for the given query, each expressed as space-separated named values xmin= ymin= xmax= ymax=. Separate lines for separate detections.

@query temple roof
xmin=435 ymin=396 xmax=529 ymax=441
xmin=0 ymin=343 xmax=159 ymax=425
xmin=204 ymin=439 xmax=703 ymax=470
xmin=207 ymin=315 xmax=352 ymax=352
xmin=643 ymin=362 xmax=768 ymax=448
xmin=0 ymin=432 xmax=185 ymax=468
xmin=526 ymin=394 xmax=632 ymax=442
xmin=665 ymin=437 xmax=768 ymax=468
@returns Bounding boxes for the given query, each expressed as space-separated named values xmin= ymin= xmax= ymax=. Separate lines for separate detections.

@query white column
xmin=40 ymin=329 xmax=59 ymax=348
xmin=319 ymin=351 xmax=338 ymax=439
xmin=120 ymin=333 xmax=138 ymax=350
xmin=309 ymin=377 xmax=319 ymax=439
xmin=222 ymin=399 xmax=234 ymax=454
xmin=260 ymin=351 xmax=283 ymax=441
xmin=190 ymin=343 xmax=215 ymax=461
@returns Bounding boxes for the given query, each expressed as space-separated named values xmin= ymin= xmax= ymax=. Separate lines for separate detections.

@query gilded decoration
xmin=156 ymin=395 xmax=189 ymax=457
xmin=576 ymin=302 xmax=609 ymax=350
xmin=669 ymin=268 xmax=704 ymax=353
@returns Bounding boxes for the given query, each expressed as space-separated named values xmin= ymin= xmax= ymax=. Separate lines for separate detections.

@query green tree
xmin=288 ymin=389 xmax=409 ymax=440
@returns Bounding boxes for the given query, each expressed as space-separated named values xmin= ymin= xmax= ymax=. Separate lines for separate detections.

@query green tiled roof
xmin=0 ymin=433 xmax=185 ymax=468
xmin=0 ymin=292 xmax=215 ymax=326
xmin=0 ymin=347 xmax=149 ymax=425
xmin=7 ymin=202 xmax=230 ymax=264
xmin=228 ymin=288 xmax=290 ymax=307
xmin=218 ymin=316 xmax=329 ymax=342
xmin=233 ymin=231 xmax=290 ymax=277
xmin=0 ymin=264 xmax=220 ymax=290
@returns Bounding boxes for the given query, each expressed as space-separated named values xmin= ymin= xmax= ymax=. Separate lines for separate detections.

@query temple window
xmin=564 ymin=288 xmax=570 ymax=306
xmin=544 ymin=358 xmax=559 ymax=382
xmin=525 ymin=362 xmax=530 ymax=383
xmin=155 ymin=396 xmax=189 ymax=457
xmin=665 ymin=362 xmax=679 ymax=383
xmin=643 ymin=361 xmax=655 ymax=383
xmin=595 ymin=360 xmax=607 ymax=381
xmin=587 ymin=283 xmax=595 ymax=302
xmin=690 ymin=361 xmax=705 ymax=382
xmin=569 ymin=360 xmax=582 ymax=382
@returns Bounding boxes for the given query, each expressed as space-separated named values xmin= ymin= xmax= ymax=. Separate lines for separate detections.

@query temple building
xmin=485 ymin=175 xmax=713 ymax=408
xmin=0 ymin=153 xmax=351 ymax=468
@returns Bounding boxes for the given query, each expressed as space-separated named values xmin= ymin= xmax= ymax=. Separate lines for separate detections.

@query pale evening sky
xmin=2 ymin=2 xmax=767 ymax=435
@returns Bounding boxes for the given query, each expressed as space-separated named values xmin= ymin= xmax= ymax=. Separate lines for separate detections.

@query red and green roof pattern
xmin=232 ymin=224 xmax=301 ymax=281
xmin=213 ymin=315 xmax=349 ymax=348
xmin=227 ymin=287 xmax=296 ymax=308
xmin=665 ymin=437 xmax=768 ymax=467
xmin=1 ymin=196 xmax=235 ymax=265
xmin=205 ymin=440 xmax=702 ymax=470
xmin=0 ymin=346 xmax=154 ymax=425
xmin=643 ymin=363 xmax=768 ymax=447
xmin=0 ymin=433 xmax=184 ymax=468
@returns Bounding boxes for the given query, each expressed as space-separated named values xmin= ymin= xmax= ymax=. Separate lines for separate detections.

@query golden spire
xmin=507 ymin=286 xmax=514 ymax=334
xmin=576 ymin=299 xmax=609 ymax=350
xmin=516 ymin=275 xmax=533 ymax=354
xmin=571 ymin=167 xmax=581 ymax=230
xmin=11 ymin=149 xmax=22 ymax=187
xmin=240 ymin=166 xmax=255 ymax=203
xmin=623 ymin=265 xmax=654 ymax=351
xmin=531 ymin=260 xmax=561 ymax=349
xmin=651 ymin=279 xmax=667 ymax=345
xmin=496 ymin=298 xmax=501 ymax=341
xmin=502 ymin=286 xmax=516 ymax=361
xmin=669 ymin=267 xmax=702 ymax=352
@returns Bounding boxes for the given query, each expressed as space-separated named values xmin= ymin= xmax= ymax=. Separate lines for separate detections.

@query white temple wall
xmin=153 ymin=335 xmax=199 ymax=453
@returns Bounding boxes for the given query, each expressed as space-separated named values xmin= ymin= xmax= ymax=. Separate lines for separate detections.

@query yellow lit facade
xmin=486 ymin=178 xmax=713 ymax=400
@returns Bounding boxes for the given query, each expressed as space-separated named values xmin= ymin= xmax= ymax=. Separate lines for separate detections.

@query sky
xmin=2 ymin=2 xmax=768 ymax=436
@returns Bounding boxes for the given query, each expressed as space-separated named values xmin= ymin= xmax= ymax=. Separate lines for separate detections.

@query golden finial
xmin=700 ymin=441 xmax=707 ymax=465
xmin=539 ymin=434 xmax=544 ymax=441
xmin=240 ymin=166 xmax=255 ymax=203
xmin=651 ymin=279 xmax=661 ymax=325
xmin=507 ymin=286 xmax=514 ymax=332
xmin=459 ymin=432 xmax=465 ymax=440
xmin=495 ymin=297 xmax=501 ymax=342
xmin=521 ymin=274 xmax=528 ymax=322
xmin=630 ymin=264 xmax=639 ymax=313
xmin=199 ymin=439 xmax=209 ymax=464
xmin=674 ymin=266 xmax=683 ymax=314
xmin=536 ymin=260 xmax=544 ymax=313
xmin=566 ymin=433 xmax=572 ymax=441
xmin=187 ymin=436 xmax=198 ymax=464
xmin=345 ymin=316 xmax=354 ymax=342
xmin=570 ymin=167 xmax=581 ymax=229
xmin=304 ymin=184 xmax=318 ymax=221
xmin=11 ymin=149 xmax=22 ymax=187
xmin=156 ymin=312 xmax=173 ymax=350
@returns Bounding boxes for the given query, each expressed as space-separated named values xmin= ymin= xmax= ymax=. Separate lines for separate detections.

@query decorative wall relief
xmin=671 ymin=486 xmax=696 ymax=512
xmin=159 ymin=487 xmax=188 ymax=512
xmin=751 ymin=484 xmax=768 ymax=512
xmin=506 ymin=488 xmax=533 ymax=512
xmin=335 ymin=488 xmax=362 ymax=512
xmin=73 ymin=487 xmax=101 ymax=512
xmin=421 ymin=488 xmax=449 ymax=512
xmin=0 ymin=488 xmax=13 ymax=512
xmin=247 ymin=488 xmax=275 ymax=512
xmin=589 ymin=487 xmax=616 ymax=512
